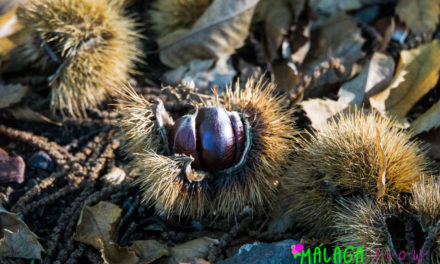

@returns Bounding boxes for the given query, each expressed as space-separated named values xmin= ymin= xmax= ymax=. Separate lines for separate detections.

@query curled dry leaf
xmin=0 ymin=205 xmax=43 ymax=260
xmin=338 ymin=52 xmax=394 ymax=106
xmin=396 ymin=0 xmax=439 ymax=35
xmin=7 ymin=107 xmax=61 ymax=126
xmin=309 ymin=0 xmax=362 ymax=14
xmin=158 ymin=0 xmax=259 ymax=68
xmin=74 ymin=201 xmax=122 ymax=250
xmin=253 ymin=0 xmax=304 ymax=62
xmin=0 ymin=147 xmax=25 ymax=184
xmin=176 ymin=258 xmax=210 ymax=264
xmin=164 ymin=58 xmax=236 ymax=92
xmin=0 ymin=84 xmax=27 ymax=109
xmin=370 ymin=41 xmax=440 ymax=119
xmin=170 ymin=237 xmax=219 ymax=262
xmin=101 ymin=242 xmax=138 ymax=264
xmin=411 ymin=100 xmax=440 ymax=135
xmin=301 ymin=98 xmax=348 ymax=131
xmin=130 ymin=240 xmax=170 ymax=264
xmin=302 ymin=13 xmax=364 ymax=97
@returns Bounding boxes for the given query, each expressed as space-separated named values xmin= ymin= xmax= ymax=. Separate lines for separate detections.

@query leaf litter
xmin=0 ymin=0 xmax=440 ymax=263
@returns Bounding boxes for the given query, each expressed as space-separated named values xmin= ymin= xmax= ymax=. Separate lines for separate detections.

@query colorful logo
xmin=291 ymin=243 xmax=304 ymax=256
xmin=291 ymin=244 xmax=427 ymax=264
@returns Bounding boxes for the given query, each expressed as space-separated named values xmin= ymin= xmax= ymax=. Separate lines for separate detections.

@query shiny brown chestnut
xmin=169 ymin=106 xmax=245 ymax=172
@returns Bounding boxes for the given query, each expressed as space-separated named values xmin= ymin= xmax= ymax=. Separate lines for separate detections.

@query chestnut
xmin=169 ymin=107 xmax=245 ymax=172
xmin=119 ymin=77 xmax=297 ymax=219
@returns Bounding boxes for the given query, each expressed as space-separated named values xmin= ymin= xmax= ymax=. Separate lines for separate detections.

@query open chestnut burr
xmin=118 ymin=77 xmax=297 ymax=219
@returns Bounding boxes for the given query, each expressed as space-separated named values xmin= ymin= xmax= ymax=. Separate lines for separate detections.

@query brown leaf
xmin=0 ymin=4 xmax=28 ymax=61
xmin=309 ymin=0 xmax=362 ymax=14
xmin=411 ymin=100 xmax=440 ymax=135
xmin=101 ymin=242 xmax=138 ymax=264
xmin=338 ymin=52 xmax=395 ymax=106
xmin=254 ymin=0 xmax=303 ymax=62
xmin=375 ymin=126 xmax=387 ymax=199
xmin=0 ymin=205 xmax=43 ymax=260
xmin=302 ymin=13 xmax=365 ymax=97
xmin=170 ymin=237 xmax=219 ymax=262
xmin=370 ymin=41 xmax=440 ymax=119
xmin=74 ymin=201 xmax=122 ymax=250
xmin=301 ymin=98 xmax=348 ymax=131
xmin=0 ymin=147 xmax=25 ymax=184
xmin=0 ymin=8 xmax=22 ymax=39
xmin=176 ymin=258 xmax=210 ymax=264
xmin=0 ymin=84 xmax=27 ymax=109
xmin=396 ymin=0 xmax=439 ymax=35
xmin=158 ymin=0 xmax=258 ymax=68
xmin=272 ymin=60 xmax=299 ymax=93
xmin=8 ymin=107 xmax=61 ymax=126
xmin=163 ymin=58 xmax=236 ymax=92
xmin=130 ymin=240 xmax=170 ymax=264
xmin=0 ymin=27 xmax=30 ymax=65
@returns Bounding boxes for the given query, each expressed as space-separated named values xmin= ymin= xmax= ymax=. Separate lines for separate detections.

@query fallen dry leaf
xmin=253 ymin=0 xmax=304 ymax=62
xmin=0 ymin=205 xmax=43 ymax=260
xmin=375 ymin=127 xmax=387 ymax=199
xmin=272 ymin=60 xmax=299 ymax=93
xmin=130 ymin=240 xmax=170 ymax=264
xmin=175 ymin=258 xmax=210 ymax=264
xmin=396 ymin=0 xmax=439 ymax=35
xmin=164 ymin=58 xmax=236 ymax=92
xmin=0 ymin=8 xmax=22 ymax=39
xmin=0 ymin=84 xmax=27 ymax=109
xmin=170 ymin=237 xmax=219 ymax=262
xmin=0 ymin=4 xmax=28 ymax=61
xmin=301 ymin=13 xmax=365 ymax=97
xmin=370 ymin=41 xmax=440 ymax=119
xmin=309 ymin=0 xmax=361 ymax=14
xmin=74 ymin=201 xmax=122 ymax=250
xmin=8 ymin=107 xmax=61 ymax=126
xmin=301 ymin=98 xmax=348 ymax=131
xmin=0 ymin=147 xmax=25 ymax=184
xmin=410 ymin=100 xmax=440 ymax=135
xmin=338 ymin=52 xmax=394 ymax=106
xmin=102 ymin=242 xmax=138 ymax=264
xmin=158 ymin=0 xmax=258 ymax=68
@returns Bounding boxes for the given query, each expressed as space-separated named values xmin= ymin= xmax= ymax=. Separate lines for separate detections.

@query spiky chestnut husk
xmin=150 ymin=0 xmax=212 ymax=37
xmin=334 ymin=197 xmax=398 ymax=264
xmin=411 ymin=178 xmax=440 ymax=226
xmin=118 ymin=78 xmax=296 ymax=219
xmin=16 ymin=0 xmax=141 ymax=117
xmin=335 ymin=195 xmax=440 ymax=264
xmin=410 ymin=179 xmax=440 ymax=262
xmin=282 ymin=110 xmax=431 ymax=238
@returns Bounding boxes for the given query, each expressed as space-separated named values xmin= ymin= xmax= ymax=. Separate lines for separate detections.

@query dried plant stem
xmin=289 ymin=57 xmax=345 ymax=105
xmin=0 ymin=124 xmax=75 ymax=165
xmin=208 ymin=210 xmax=252 ymax=262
